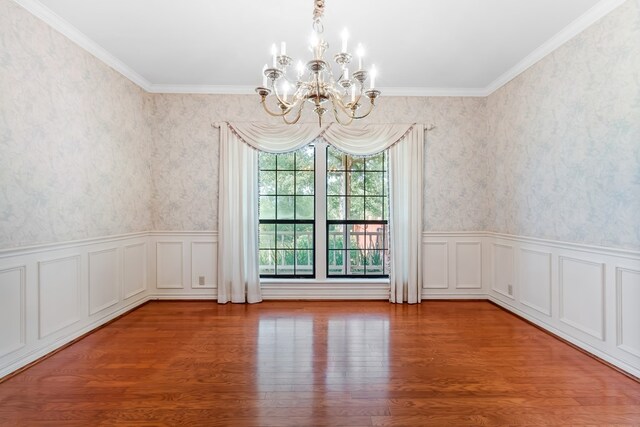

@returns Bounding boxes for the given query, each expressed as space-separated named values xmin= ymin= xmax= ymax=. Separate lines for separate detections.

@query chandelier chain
xmin=313 ymin=0 xmax=325 ymax=33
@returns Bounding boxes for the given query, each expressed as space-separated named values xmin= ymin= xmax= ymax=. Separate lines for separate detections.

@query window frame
xmin=325 ymin=145 xmax=389 ymax=278
xmin=258 ymin=140 xmax=390 ymax=281
xmin=258 ymin=147 xmax=316 ymax=279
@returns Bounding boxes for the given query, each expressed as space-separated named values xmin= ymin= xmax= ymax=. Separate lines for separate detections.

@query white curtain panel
xmin=217 ymin=122 xmax=425 ymax=304
xmin=388 ymin=127 xmax=424 ymax=303
xmin=217 ymin=125 xmax=261 ymax=303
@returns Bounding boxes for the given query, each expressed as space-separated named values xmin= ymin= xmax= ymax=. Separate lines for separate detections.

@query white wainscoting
xmin=421 ymin=233 xmax=489 ymax=298
xmin=0 ymin=233 xmax=151 ymax=378
xmin=149 ymin=231 xmax=218 ymax=299
xmin=485 ymin=232 xmax=640 ymax=379
xmin=1 ymin=230 xmax=638 ymax=379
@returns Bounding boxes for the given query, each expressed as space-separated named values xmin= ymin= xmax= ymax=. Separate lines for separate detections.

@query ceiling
xmin=20 ymin=0 xmax=623 ymax=95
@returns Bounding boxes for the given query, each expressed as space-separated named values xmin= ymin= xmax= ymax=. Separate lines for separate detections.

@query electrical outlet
xmin=507 ymin=284 xmax=513 ymax=295
xmin=199 ymin=276 xmax=205 ymax=286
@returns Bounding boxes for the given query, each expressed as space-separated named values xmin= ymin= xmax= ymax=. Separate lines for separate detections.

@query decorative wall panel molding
xmin=88 ymin=248 xmax=120 ymax=315
xmin=558 ymin=256 xmax=605 ymax=340
xmin=518 ymin=248 xmax=552 ymax=316
xmin=492 ymin=243 xmax=514 ymax=298
xmin=422 ymin=242 xmax=449 ymax=289
xmin=123 ymin=243 xmax=147 ymax=299
xmin=455 ymin=241 xmax=482 ymax=289
xmin=616 ymin=267 xmax=640 ymax=358
xmin=38 ymin=255 xmax=81 ymax=339
xmin=191 ymin=242 xmax=217 ymax=289
xmin=155 ymin=242 xmax=184 ymax=289
xmin=0 ymin=266 xmax=26 ymax=358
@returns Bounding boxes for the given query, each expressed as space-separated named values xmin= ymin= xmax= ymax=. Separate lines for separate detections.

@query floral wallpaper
xmin=486 ymin=0 xmax=640 ymax=250
xmin=0 ymin=0 xmax=153 ymax=249
xmin=3 ymin=0 xmax=637 ymax=251
xmin=147 ymin=94 xmax=489 ymax=233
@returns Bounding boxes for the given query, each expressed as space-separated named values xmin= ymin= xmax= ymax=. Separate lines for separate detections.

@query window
xmin=258 ymin=142 xmax=389 ymax=279
xmin=326 ymin=147 xmax=388 ymax=277
xmin=258 ymin=146 xmax=315 ymax=277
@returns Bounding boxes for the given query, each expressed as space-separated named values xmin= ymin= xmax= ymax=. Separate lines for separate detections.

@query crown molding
xmin=147 ymin=84 xmax=489 ymax=97
xmin=376 ymin=87 xmax=489 ymax=97
xmin=483 ymin=0 xmax=627 ymax=96
xmin=13 ymin=0 xmax=626 ymax=98
xmin=147 ymin=84 xmax=256 ymax=95
xmin=11 ymin=0 xmax=152 ymax=91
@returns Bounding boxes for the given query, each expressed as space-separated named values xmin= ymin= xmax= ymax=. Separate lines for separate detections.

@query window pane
xmin=295 ymin=250 xmax=313 ymax=275
xmin=347 ymin=197 xmax=364 ymax=220
xmin=348 ymin=224 xmax=365 ymax=250
xmin=296 ymin=171 xmax=314 ymax=195
xmin=365 ymin=223 xmax=387 ymax=249
xmin=295 ymin=224 xmax=313 ymax=249
xmin=349 ymin=157 xmax=364 ymax=171
xmin=328 ymin=224 xmax=345 ymax=249
xmin=365 ymin=153 xmax=385 ymax=171
xmin=327 ymin=172 xmax=345 ymax=195
xmin=277 ymin=171 xmax=295 ymax=195
xmin=296 ymin=196 xmax=314 ymax=219
xmin=276 ymin=196 xmax=295 ymax=219
xmin=366 ymin=250 xmax=385 ymax=275
xmin=259 ymin=223 xmax=275 ymax=249
xmin=348 ymin=172 xmax=365 ymax=195
xmin=259 ymin=196 xmax=276 ymax=220
xmin=349 ymin=248 xmax=365 ymax=275
xmin=259 ymin=152 xmax=276 ymax=170
xmin=327 ymin=148 xmax=344 ymax=171
xmin=328 ymin=250 xmax=345 ymax=275
xmin=296 ymin=146 xmax=314 ymax=170
xmin=276 ymin=224 xmax=294 ymax=249
xmin=364 ymin=172 xmax=384 ymax=196
xmin=277 ymin=152 xmax=295 ymax=170
xmin=259 ymin=171 xmax=276 ymax=195
xmin=327 ymin=196 xmax=345 ymax=220
xmin=276 ymin=249 xmax=295 ymax=275
xmin=259 ymin=249 xmax=276 ymax=275
xmin=365 ymin=197 xmax=384 ymax=221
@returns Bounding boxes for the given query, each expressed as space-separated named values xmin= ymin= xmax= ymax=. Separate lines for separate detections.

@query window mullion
xmin=315 ymin=141 xmax=327 ymax=280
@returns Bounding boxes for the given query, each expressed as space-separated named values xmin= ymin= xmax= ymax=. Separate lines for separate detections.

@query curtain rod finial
xmin=425 ymin=124 xmax=436 ymax=131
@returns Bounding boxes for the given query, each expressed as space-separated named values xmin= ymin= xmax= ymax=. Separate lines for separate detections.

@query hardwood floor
xmin=1 ymin=301 xmax=639 ymax=426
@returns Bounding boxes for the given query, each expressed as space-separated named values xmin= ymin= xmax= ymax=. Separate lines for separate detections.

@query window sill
xmin=260 ymin=278 xmax=390 ymax=286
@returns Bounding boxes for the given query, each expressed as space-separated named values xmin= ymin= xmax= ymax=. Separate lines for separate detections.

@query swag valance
xmin=217 ymin=122 xmax=425 ymax=304
xmin=227 ymin=122 xmax=416 ymax=155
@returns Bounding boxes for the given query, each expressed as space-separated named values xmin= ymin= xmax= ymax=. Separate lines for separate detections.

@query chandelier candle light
xmin=255 ymin=0 xmax=381 ymax=126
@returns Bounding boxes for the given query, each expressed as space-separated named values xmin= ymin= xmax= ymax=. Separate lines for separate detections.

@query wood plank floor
xmin=0 ymin=301 xmax=639 ymax=426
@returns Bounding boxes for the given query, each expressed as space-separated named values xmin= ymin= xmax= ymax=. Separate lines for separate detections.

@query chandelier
xmin=255 ymin=0 xmax=381 ymax=126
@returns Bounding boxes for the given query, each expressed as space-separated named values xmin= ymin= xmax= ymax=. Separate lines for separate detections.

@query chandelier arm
xmin=283 ymin=102 xmax=305 ymax=125
xmin=331 ymin=95 xmax=357 ymax=117
xmin=260 ymin=99 xmax=293 ymax=118
xmin=349 ymin=98 xmax=376 ymax=120
xmin=271 ymin=84 xmax=295 ymax=110
xmin=331 ymin=100 xmax=355 ymax=126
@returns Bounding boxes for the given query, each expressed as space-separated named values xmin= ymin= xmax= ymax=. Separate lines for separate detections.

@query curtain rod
xmin=211 ymin=123 xmax=436 ymax=130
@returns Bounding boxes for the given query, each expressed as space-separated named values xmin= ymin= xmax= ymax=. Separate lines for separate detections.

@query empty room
xmin=1 ymin=0 xmax=639 ymax=425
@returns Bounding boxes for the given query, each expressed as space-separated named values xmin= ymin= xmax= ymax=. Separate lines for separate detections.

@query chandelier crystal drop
xmin=255 ymin=0 xmax=381 ymax=126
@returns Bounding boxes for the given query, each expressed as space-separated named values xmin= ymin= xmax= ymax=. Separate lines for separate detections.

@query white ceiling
xmin=19 ymin=0 xmax=624 ymax=95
